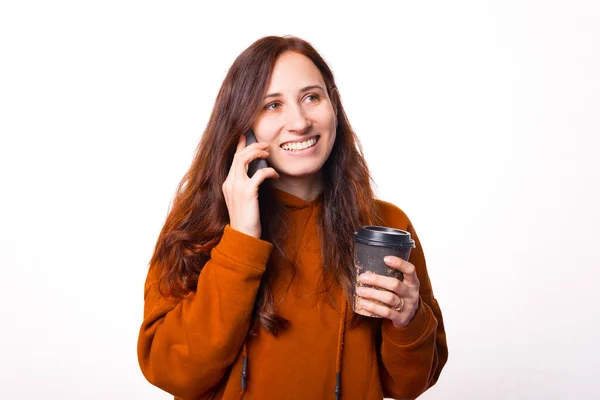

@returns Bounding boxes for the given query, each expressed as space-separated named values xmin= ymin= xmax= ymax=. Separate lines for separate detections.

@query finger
xmin=236 ymin=134 xmax=247 ymax=153
xmin=234 ymin=147 xmax=271 ymax=178
xmin=233 ymin=142 xmax=269 ymax=169
xmin=355 ymin=286 xmax=401 ymax=308
xmin=249 ymin=167 xmax=280 ymax=186
xmin=234 ymin=135 xmax=269 ymax=157
xmin=358 ymin=272 xmax=408 ymax=295
xmin=229 ymin=136 xmax=247 ymax=182
xmin=384 ymin=256 xmax=419 ymax=287
xmin=358 ymin=298 xmax=396 ymax=319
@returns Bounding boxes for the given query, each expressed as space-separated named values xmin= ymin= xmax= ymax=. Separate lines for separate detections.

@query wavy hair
xmin=150 ymin=35 xmax=384 ymax=335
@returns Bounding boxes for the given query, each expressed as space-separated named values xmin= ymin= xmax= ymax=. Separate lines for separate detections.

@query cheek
xmin=326 ymin=134 xmax=337 ymax=155
xmin=252 ymin=125 xmax=279 ymax=144
xmin=317 ymin=107 xmax=337 ymax=130
xmin=322 ymin=112 xmax=337 ymax=140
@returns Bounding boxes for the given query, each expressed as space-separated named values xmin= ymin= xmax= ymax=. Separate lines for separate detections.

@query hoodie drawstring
xmin=239 ymin=295 xmax=349 ymax=400
xmin=239 ymin=341 xmax=248 ymax=399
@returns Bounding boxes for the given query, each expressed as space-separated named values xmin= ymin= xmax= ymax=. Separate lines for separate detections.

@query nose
xmin=285 ymin=103 xmax=312 ymax=133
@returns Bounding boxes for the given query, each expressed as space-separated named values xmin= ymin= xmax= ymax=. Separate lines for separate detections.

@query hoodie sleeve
xmin=378 ymin=215 xmax=449 ymax=400
xmin=137 ymin=225 xmax=273 ymax=399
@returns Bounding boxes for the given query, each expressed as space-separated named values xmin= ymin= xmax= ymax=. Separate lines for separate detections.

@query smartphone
xmin=245 ymin=130 xmax=269 ymax=178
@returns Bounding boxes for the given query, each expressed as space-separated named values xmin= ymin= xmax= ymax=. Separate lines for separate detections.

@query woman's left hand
xmin=356 ymin=256 xmax=421 ymax=329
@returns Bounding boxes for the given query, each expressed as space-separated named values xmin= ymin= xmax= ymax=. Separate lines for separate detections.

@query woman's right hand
xmin=222 ymin=134 xmax=280 ymax=239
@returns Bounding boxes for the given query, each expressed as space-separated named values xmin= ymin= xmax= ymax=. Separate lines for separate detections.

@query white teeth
xmin=281 ymin=137 xmax=317 ymax=151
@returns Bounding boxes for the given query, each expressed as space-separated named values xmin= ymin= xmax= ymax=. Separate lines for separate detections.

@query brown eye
xmin=305 ymin=94 xmax=320 ymax=102
xmin=265 ymin=102 xmax=281 ymax=111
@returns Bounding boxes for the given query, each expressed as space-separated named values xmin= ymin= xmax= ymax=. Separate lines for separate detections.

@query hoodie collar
xmin=272 ymin=186 xmax=323 ymax=210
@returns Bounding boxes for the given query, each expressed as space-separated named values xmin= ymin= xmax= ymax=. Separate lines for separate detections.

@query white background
xmin=1 ymin=1 xmax=599 ymax=399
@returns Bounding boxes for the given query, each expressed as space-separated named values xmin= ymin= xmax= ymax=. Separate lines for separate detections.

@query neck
xmin=272 ymin=170 xmax=324 ymax=201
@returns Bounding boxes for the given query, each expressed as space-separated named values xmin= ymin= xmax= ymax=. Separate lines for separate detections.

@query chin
xmin=277 ymin=164 xmax=324 ymax=177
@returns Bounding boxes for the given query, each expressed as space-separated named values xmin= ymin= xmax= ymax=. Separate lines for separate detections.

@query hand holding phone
xmin=221 ymin=131 xmax=279 ymax=238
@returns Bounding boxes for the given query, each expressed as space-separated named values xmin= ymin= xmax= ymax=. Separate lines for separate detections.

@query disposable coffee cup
xmin=352 ymin=226 xmax=416 ymax=318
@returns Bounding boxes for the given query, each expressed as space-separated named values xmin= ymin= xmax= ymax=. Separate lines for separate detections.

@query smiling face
xmin=252 ymin=51 xmax=337 ymax=193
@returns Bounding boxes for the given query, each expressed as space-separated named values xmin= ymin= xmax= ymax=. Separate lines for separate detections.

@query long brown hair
xmin=150 ymin=35 xmax=384 ymax=335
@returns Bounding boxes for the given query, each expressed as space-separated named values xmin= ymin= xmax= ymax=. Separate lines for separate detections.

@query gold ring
xmin=394 ymin=297 xmax=405 ymax=312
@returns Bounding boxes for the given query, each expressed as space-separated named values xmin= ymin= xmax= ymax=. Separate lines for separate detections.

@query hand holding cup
xmin=356 ymin=256 xmax=421 ymax=328
xmin=352 ymin=226 xmax=420 ymax=328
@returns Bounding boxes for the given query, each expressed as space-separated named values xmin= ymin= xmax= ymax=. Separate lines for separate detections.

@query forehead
xmin=266 ymin=52 xmax=325 ymax=91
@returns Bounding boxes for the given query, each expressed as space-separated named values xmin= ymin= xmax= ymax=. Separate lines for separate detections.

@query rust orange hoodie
xmin=138 ymin=188 xmax=448 ymax=399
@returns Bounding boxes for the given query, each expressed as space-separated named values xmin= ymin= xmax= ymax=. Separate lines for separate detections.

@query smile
xmin=280 ymin=136 xmax=320 ymax=152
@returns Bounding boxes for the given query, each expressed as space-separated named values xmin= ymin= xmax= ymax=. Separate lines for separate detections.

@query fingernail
xmin=356 ymin=287 xmax=365 ymax=295
xmin=384 ymin=256 xmax=392 ymax=263
xmin=359 ymin=273 xmax=369 ymax=282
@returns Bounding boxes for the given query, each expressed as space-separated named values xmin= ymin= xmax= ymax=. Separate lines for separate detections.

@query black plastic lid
xmin=352 ymin=226 xmax=415 ymax=248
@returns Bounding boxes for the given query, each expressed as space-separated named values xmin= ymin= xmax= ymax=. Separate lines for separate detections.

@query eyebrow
xmin=264 ymin=85 xmax=325 ymax=100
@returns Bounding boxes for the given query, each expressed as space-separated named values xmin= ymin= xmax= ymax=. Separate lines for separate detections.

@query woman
xmin=137 ymin=35 xmax=448 ymax=400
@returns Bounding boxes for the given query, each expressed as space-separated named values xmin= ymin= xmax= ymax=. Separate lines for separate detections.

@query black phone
xmin=245 ymin=130 xmax=269 ymax=178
